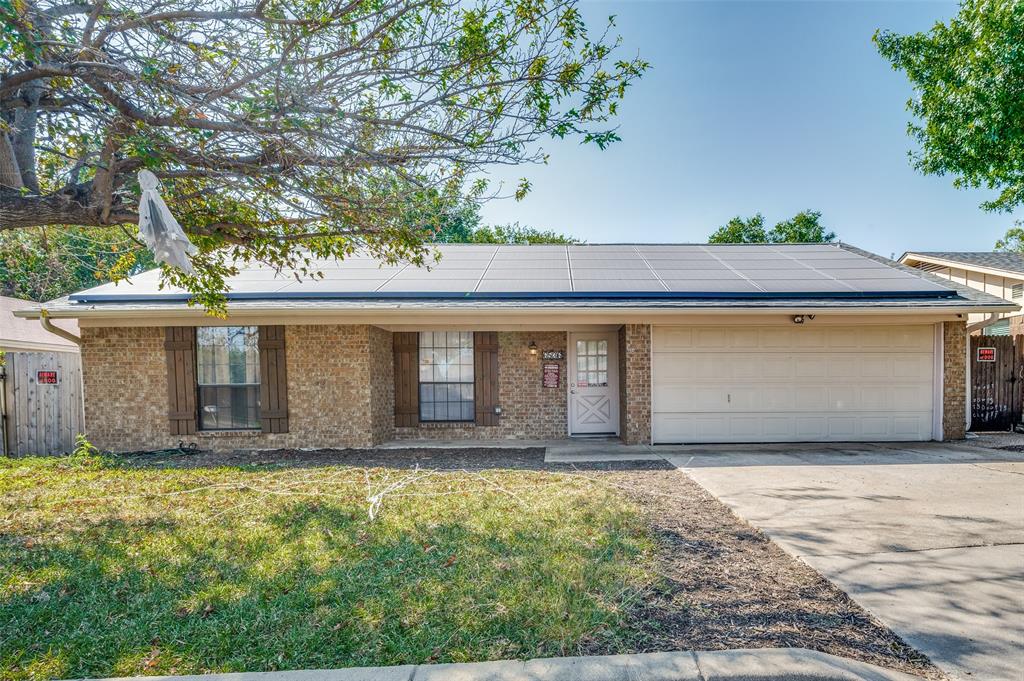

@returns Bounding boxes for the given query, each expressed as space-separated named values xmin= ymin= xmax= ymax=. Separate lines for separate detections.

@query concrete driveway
xmin=663 ymin=442 xmax=1024 ymax=681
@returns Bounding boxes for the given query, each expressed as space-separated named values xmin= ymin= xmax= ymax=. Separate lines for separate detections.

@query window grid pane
xmin=575 ymin=338 xmax=610 ymax=387
xmin=419 ymin=331 xmax=475 ymax=422
xmin=197 ymin=326 xmax=261 ymax=430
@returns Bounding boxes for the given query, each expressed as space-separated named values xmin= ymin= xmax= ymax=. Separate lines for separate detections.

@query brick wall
xmin=368 ymin=325 xmax=395 ymax=444
xmin=81 ymin=326 xmax=168 ymax=451
xmin=80 ymin=324 xmax=392 ymax=452
xmin=943 ymin=320 xmax=967 ymax=440
xmin=394 ymin=331 xmax=568 ymax=440
xmin=620 ymin=324 xmax=651 ymax=445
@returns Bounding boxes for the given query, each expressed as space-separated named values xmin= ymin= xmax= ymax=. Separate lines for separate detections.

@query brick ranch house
xmin=14 ymin=243 xmax=1017 ymax=452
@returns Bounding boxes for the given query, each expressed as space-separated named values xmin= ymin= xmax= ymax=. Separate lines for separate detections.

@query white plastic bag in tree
xmin=137 ymin=169 xmax=198 ymax=274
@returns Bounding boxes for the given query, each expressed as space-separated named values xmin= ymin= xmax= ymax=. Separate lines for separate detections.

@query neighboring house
xmin=0 ymin=295 xmax=80 ymax=353
xmin=898 ymin=252 xmax=1024 ymax=335
xmin=13 ymin=243 xmax=1016 ymax=451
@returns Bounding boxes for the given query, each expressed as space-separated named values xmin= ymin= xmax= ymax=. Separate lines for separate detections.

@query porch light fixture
xmin=528 ymin=341 xmax=538 ymax=355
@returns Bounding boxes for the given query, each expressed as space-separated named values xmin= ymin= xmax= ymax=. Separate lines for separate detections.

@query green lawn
xmin=0 ymin=452 xmax=657 ymax=680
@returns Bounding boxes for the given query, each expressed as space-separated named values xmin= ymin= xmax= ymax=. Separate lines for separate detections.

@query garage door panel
xmin=653 ymin=412 xmax=934 ymax=443
xmin=654 ymin=326 xmax=693 ymax=351
xmin=695 ymin=328 xmax=727 ymax=348
xmin=894 ymin=355 xmax=932 ymax=378
xmin=794 ymin=386 xmax=827 ymax=409
xmin=828 ymin=357 xmax=860 ymax=378
xmin=795 ymin=357 xmax=830 ymax=378
xmin=792 ymin=329 xmax=827 ymax=348
xmin=652 ymin=324 xmax=936 ymax=443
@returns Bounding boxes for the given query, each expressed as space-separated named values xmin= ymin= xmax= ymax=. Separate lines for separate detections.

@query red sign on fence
xmin=37 ymin=370 xmax=58 ymax=384
xmin=977 ymin=347 xmax=997 ymax=362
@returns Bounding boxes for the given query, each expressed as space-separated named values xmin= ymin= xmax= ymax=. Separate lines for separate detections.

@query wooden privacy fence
xmin=1 ymin=351 xmax=84 ymax=455
xmin=970 ymin=335 xmax=1024 ymax=431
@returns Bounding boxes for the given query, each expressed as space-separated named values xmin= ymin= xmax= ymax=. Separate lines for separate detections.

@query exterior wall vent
xmin=1012 ymin=283 xmax=1023 ymax=300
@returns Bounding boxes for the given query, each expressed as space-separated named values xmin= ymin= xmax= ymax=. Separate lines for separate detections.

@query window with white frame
xmin=419 ymin=331 xmax=474 ymax=421
xmin=196 ymin=326 xmax=260 ymax=430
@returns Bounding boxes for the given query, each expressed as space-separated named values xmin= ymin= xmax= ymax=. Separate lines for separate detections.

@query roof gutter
xmin=38 ymin=309 xmax=82 ymax=346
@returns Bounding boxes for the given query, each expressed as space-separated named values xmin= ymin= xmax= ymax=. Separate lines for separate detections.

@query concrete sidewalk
xmin=74 ymin=648 xmax=920 ymax=681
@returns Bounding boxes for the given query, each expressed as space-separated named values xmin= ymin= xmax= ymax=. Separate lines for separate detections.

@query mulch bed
xmin=124 ymin=446 xmax=942 ymax=679
xmin=602 ymin=467 xmax=942 ymax=679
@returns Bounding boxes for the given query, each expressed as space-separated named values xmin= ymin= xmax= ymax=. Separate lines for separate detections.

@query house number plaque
xmin=542 ymin=350 xmax=564 ymax=360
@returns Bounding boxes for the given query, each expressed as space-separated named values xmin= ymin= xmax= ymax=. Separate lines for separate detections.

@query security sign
xmin=37 ymin=370 xmax=58 ymax=384
xmin=977 ymin=347 xmax=996 ymax=363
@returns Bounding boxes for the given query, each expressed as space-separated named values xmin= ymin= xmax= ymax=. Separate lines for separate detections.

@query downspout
xmin=966 ymin=313 xmax=1000 ymax=335
xmin=38 ymin=309 xmax=82 ymax=347
xmin=0 ymin=361 xmax=8 ymax=456
xmin=962 ymin=313 xmax=1000 ymax=433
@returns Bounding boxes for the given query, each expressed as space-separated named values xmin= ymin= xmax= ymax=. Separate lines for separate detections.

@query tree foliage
xmin=0 ymin=225 xmax=155 ymax=301
xmin=707 ymin=214 xmax=767 ymax=244
xmin=0 ymin=0 xmax=646 ymax=310
xmin=431 ymin=200 xmax=578 ymax=243
xmin=770 ymin=210 xmax=836 ymax=244
xmin=708 ymin=210 xmax=836 ymax=244
xmin=875 ymin=0 xmax=1024 ymax=213
xmin=995 ymin=220 xmax=1024 ymax=253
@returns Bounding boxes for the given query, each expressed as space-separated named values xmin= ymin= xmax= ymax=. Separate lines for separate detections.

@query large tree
xmin=430 ymin=200 xmax=577 ymax=243
xmin=0 ymin=225 xmax=155 ymax=300
xmin=708 ymin=210 xmax=836 ymax=244
xmin=0 ymin=1 xmax=646 ymax=309
xmin=875 ymin=0 xmax=1024 ymax=214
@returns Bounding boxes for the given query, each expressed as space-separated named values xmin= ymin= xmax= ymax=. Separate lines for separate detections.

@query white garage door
xmin=652 ymin=324 xmax=937 ymax=443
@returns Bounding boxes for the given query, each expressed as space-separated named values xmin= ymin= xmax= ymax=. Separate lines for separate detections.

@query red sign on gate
xmin=37 ymin=370 xmax=58 ymax=384
xmin=977 ymin=347 xmax=996 ymax=362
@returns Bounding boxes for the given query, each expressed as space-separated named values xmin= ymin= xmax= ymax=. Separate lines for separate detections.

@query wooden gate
xmin=1 ymin=351 xmax=84 ymax=455
xmin=970 ymin=335 xmax=1024 ymax=431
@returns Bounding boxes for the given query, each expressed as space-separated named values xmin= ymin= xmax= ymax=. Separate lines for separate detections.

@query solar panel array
xmin=69 ymin=244 xmax=956 ymax=301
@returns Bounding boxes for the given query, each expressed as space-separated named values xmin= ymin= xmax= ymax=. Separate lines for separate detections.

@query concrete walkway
xmin=664 ymin=443 xmax=1024 ymax=681
xmin=78 ymin=648 xmax=920 ymax=681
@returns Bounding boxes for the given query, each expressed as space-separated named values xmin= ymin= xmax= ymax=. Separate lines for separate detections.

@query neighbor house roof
xmin=1 ymin=296 xmax=80 ymax=352
xmin=13 ymin=243 xmax=1017 ymax=320
xmin=899 ymin=251 xmax=1024 ymax=278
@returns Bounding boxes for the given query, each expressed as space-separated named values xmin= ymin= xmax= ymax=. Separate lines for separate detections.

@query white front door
xmin=568 ymin=332 xmax=619 ymax=435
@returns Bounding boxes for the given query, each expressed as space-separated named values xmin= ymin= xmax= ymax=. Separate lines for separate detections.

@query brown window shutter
xmin=393 ymin=332 xmax=419 ymax=427
xmin=474 ymin=331 xmax=499 ymax=426
xmin=164 ymin=327 xmax=197 ymax=435
xmin=258 ymin=326 xmax=289 ymax=433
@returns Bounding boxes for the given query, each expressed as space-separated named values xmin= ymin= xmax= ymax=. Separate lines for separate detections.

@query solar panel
xmin=67 ymin=243 xmax=959 ymax=301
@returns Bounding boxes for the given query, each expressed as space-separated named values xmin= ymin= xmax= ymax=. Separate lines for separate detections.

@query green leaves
xmin=876 ymin=0 xmax=1024 ymax=212
xmin=2 ymin=0 xmax=647 ymax=311
xmin=707 ymin=211 xmax=836 ymax=244
xmin=994 ymin=221 xmax=1024 ymax=253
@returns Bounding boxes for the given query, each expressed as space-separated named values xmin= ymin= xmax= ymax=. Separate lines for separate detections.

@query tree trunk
xmin=0 ymin=134 xmax=24 ymax=189
xmin=0 ymin=184 xmax=134 ymax=229
xmin=12 ymin=81 xmax=42 ymax=192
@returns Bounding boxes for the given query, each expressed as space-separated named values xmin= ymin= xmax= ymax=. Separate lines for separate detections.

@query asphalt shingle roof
xmin=905 ymin=251 xmax=1024 ymax=276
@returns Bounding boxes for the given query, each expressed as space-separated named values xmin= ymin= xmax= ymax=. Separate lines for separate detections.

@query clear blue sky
xmin=478 ymin=0 xmax=1021 ymax=258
